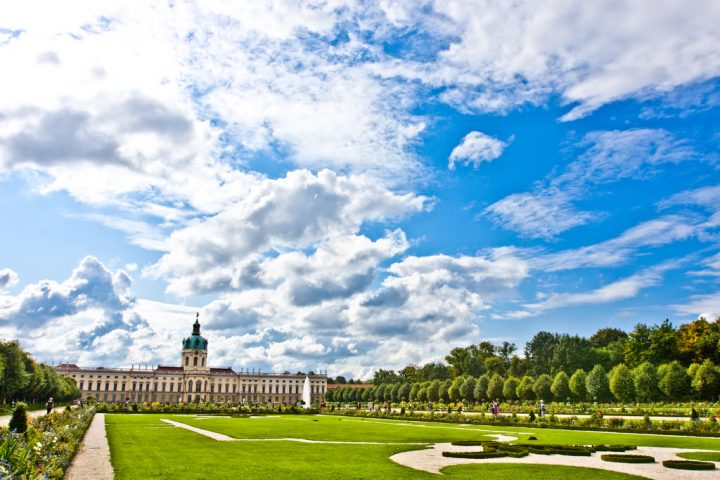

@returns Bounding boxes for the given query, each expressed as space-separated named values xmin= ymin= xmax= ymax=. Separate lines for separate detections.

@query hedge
xmin=662 ymin=459 xmax=716 ymax=470
xmin=601 ymin=454 xmax=655 ymax=463
xmin=442 ymin=451 xmax=507 ymax=459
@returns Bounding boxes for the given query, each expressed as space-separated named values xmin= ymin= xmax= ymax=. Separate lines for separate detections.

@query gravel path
xmin=390 ymin=442 xmax=720 ymax=479
xmin=64 ymin=413 xmax=114 ymax=480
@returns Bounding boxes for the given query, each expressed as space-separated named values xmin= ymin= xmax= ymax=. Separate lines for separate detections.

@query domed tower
xmin=182 ymin=313 xmax=209 ymax=372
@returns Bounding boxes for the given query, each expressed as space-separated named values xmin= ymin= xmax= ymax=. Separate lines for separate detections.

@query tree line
xmin=0 ymin=340 xmax=80 ymax=404
xmin=328 ymin=358 xmax=720 ymax=403
xmin=328 ymin=317 xmax=720 ymax=403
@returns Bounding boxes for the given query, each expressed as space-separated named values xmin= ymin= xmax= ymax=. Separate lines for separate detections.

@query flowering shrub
xmin=0 ymin=407 xmax=94 ymax=479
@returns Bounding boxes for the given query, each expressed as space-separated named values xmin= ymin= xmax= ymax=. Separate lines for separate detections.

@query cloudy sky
xmin=1 ymin=0 xmax=719 ymax=379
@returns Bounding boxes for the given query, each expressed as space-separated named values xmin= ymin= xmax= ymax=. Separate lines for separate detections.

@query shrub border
xmin=662 ymin=459 xmax=716 ymax=470
xmin=601 ymin=454 xmax=655 ymax=463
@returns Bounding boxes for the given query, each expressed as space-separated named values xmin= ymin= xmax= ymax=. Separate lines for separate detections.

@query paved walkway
xmin=0 ymin=407 xmax=65 ymax=426
xmin=64 ymin=413 xmax=114 ymax=480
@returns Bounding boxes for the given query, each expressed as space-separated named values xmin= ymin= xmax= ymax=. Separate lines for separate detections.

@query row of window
xmin=78 ymin=381 xmax=325 ymax=395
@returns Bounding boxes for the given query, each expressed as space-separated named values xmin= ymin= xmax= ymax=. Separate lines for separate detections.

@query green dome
xmin=182 ymin=317 xmax=208 ymax=350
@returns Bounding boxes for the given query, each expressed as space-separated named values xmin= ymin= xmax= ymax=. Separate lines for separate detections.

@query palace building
xmin=55 ymin=315 xmax=327 ymax=405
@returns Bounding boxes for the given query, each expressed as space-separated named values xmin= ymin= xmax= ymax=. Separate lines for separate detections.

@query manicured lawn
xmin=106 ymin=414 xmax=717 ymax=479
xmin=677 ymin=451 xmax=720 ymax=461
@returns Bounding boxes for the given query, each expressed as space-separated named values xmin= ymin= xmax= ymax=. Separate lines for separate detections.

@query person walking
xmin=46 ymin=397 xmax=54 ymax=415
xmin=539 ymin=400 xmax=546 ymax=418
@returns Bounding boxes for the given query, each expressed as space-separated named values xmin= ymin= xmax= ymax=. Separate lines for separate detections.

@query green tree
xmin=439 ymin=379 xmax=452 ymax=403
xmin=609 ymin=363 xmax=635 ymax=402
xmin=398 ymin=382 xmax=411 ymax=402
xmin=8 ymin=403 xmax=27 ymax=433
xmin=657 ymin=361 xmax=690 ymax=400
xmin=589 ymin=328 xmax=628 ymax=348
xmin=525 ymin=332 xmax=560 ymax=375
xmin=533 ymin=374 xmax=553 ymax=401
xmin=474 ymin=374 xmax=490 ymax=402
xmin=487 ymin=374 xmax=504 ymax=401
xmin=551 ymin=371 xmax=571 ymax=401
xmin=502 ymin=376 xmax=520 ymax=401
xmin=569 ymin=369 xmax=587 ymax=401
xmin=460 ymin=377 xmax=477 ymax=403
xmin=426 ymin=380 xmax=440 ymax=402
xmin=516 ymin=376 xmax=535 ymax=400
xmin=633 ymin=362 xmax=659 ymax=402
xmin=0 ymin=341 xmax=31 ymax=403
xmin=416 ymin=386 xmax=427 ymax=402
xmin=448 ymin=376 xmax=465 ymax=402
xmin=585 ymin=365 xmax=611 ymax=401
xmin=484 ymin=356 xmax=505 ymax=376
xmin=409 ymin=382 xmax=420 ymax=401
xmin=691 ymin=359 xmax=720 ymax=400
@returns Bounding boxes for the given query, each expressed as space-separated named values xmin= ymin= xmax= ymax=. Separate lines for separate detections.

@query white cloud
xmin=373 ymin=0 xmax=720 ymax=120
xmin=485 ymin=129 xmax=696 ymax=238
xmin=0 ymin=268 xmax=19 ymax=291
xmin=449 ymin=131 xmax=508 ymax=169
xmin=504 ymin=262 xmax=676 ymax=319
xmin=148 ymin=169 xmax=430 ymax=295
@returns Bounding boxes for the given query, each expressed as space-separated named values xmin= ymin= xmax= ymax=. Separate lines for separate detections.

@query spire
xmin=192 ymin=312 xmax=201 ymax=335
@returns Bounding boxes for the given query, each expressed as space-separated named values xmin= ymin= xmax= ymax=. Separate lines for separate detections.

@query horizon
xmin=0 ymin=1 xmax=719 ymax=379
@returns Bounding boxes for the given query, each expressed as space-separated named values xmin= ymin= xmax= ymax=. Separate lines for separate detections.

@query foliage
xmin=662 ymin=459 xmax=716 ymax=470
xmin=487 ymin=374 xmax=504 ymax=401
xmin=569 ymin=369 xmax=587 ymax=401
xmin=609 ymin=364 xmax=635 ymax=403
xmin=600 ymin=454 xmax=654 ymax=463
xmin=0 ymin=340 xmax=79 ymax=404
xmin=658 ymin=361 xmax=690 ymax=400
xmin=691 ymin=359 xmax=720 ymax=400
xmin=516 ymin=376 xmax=535 ymax=401
xmin=586 ymin=365 xmax=611 ymax=402
xmin=474 ymin=374 xmax=489 ymax=402
xmin=551 ymin=371 xmax=571 ymax=401
xmin=633 ymin=362 xmax=659 ymax=402
xmin=0 ymin=407 xmax=94 ymax=479
xmin=533 ymin=374 xmax=553 ymax=401
xmin=502 ymin=377 xmax=519 ymax=401
xmin=8 ymin=403 xmax=28 ymax=433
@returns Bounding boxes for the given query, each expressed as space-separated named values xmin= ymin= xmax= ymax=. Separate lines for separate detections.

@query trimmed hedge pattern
xmin=443 ymin=442 xmax=636 ymax=461
xmin=601 ymin=454 xmax=655 ymax=463
xmin=662 ymin=459 xmax=716 ymax=470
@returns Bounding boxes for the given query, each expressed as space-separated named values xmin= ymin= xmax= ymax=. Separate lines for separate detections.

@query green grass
xmin=676 ymin=451 xmax=720 ymax=461
xmin=106 ymin=414 xmax=715 ymax=479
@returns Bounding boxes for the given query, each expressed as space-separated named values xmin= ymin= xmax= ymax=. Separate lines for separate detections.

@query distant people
xmin=539 ymin=400 xmax=546 ymax=418
xmin=46 ymin=397 xmax=54 ymax=414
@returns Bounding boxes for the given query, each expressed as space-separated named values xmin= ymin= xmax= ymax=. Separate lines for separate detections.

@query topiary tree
xmin=448 ymin=376 xmax=465 ymax=403
xmin=9 ymin=402 xmax=28 ymax=433
xmin=658 ymin=361 xmax=690 ymax=401
xmin=502 ymin=376 xmax=520 ymax=401
xmin=551 ymin=371 xmax=571 ymax=401
xmin=426 ymin=380 xmax=440 ymax=402
xmin=516 ymin=376 xmax=535 ymax=401
xmin=633 ymin=362 xmax=659 ymax=402
xmin=460 ymin=377 xmax=477 ymax=403
xmin=569 ymin=369 xmax=587 ymax=401
xmin=439 ymin=379 xmax=452 ymax=403
xmin=487 ymin=374 xmax=504 ymax=401
xmin=474 ymin=374 xmax=490 ymax=402
xmin=586 ymin=365 xmax=611 ymax=402
xmin=692 ymin=359 xmax=720 ymax=400
xmin=609 ymin=363 xmax=635 ymax=402
xmin=533 ymin=374 xmax=553 ymax=401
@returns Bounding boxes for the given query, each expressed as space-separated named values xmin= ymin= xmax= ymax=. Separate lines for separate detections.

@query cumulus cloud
xmin=485 ymin=129 xmax=696 ymax=238
xmin=148 ymin=170 xmax=429 ymax=295
xmin=0 ymin=268 xmax=18 ymax=291
xmin=448 ymin=131 xmax=508 ymax=169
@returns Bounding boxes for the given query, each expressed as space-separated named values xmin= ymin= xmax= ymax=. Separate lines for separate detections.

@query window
xmin=79 ymin=382 xmax=84 ymax=390
xmin=169 ymin=383 xmax=174 ymax=392
xmin=105 ymin=382 xmax=110 ymax=391
xmin=193 ymin=357 xmax=197 ymax=367
xmin=122 ymin=383 xmax=126 ymax=391
xmin=113 ymin=382 xmax=118 ymax=391
xmin=162 ymin=383 xmax=166 ymax=392
xmin=188 ymin=380 xmax=193 ymax=392
xmin=201 ymin=357 xmax=205 ymax=367
xmin=233 ymin=384 xmax=237 ymax=393
xmin=185 ymin=356 xmax=189 ymax=366
xmin=96 ymin=382 xmax=101 ymax=391
xmin=132 ymin=382 xmax=136 ymax=391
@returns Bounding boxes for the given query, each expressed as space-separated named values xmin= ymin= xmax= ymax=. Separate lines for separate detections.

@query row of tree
xmin=0 ymin=340 xmax=79 ymax=403
xmin=371 ymin=317 xmax=720 ymax=385
xmin=332 ymin=359 xmax=720 ymax=403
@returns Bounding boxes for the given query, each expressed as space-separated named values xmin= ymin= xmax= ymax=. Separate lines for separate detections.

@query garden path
xmin=0 ymin=407 xmax=64 ymax=426
xmin=64 ymin=413 xmax=113 ymax=480
xmin=390 ymin=441 xmax=720 ymax=479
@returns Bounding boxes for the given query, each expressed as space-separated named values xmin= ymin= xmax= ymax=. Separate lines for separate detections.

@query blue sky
xmin=0 ymin=1 xmax=719 ymax=378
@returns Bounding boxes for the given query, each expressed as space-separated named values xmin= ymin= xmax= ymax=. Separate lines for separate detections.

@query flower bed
xmin=662 ymin=459 xmax=716 ymax=470
xmin=601 ymin=454 xmax=655 ymax=463
xmin=0 ymin=407 xmax=95 ymax=479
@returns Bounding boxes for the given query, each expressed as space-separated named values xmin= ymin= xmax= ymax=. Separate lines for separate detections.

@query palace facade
xmin=55 ymin=316 xmax=327 ymax=405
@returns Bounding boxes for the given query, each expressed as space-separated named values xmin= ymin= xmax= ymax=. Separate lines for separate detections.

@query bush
xmin=662 ymin=459 xmax=716 ymax=470
xmin=8 ymin=403 xmax=28 ymax=434
xmin=601 ymin=454 xmax=655 ymax=463
xmin=443 ymin=451 xmax=507 ymax=459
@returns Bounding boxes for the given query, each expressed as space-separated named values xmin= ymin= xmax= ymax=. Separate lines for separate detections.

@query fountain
xmin=301 ymin=375 xmax=311 ymax=408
